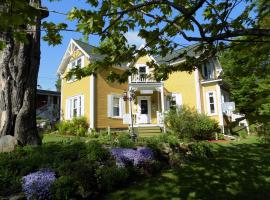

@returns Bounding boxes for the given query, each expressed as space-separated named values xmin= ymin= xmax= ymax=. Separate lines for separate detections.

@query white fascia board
xmin=201 ymin=79 xmax=223 ymax=84
xmin=57 ymin=39 xmax=91 ymax=75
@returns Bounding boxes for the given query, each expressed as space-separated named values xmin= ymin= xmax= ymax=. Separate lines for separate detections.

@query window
xmin=67 ymin=56 xmax=84 ymax=82
xmin=206 ymin=91 xmax=216 ymax=115
xmin=108 ymin=94 xmax=125 ymax=118
xmin=166 ymin=93 xmax=182 ymax=110
xmin=138 ymin=66 xmax=147 ymax=80
xmin=202 ymin=62 xmax=214 ymax=80
xmin=113 ymin=96 xmax=120 ymax=116
xmin=66 ymin=95 xmax=84 ymax=119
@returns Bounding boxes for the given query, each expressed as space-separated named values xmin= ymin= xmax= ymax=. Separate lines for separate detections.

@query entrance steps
xmin=135 ymin=126 xmax=162 ymax=137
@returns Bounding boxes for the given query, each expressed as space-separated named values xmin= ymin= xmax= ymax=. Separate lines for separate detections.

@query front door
xmin=138 ymin=96 xmax=151 ymax=124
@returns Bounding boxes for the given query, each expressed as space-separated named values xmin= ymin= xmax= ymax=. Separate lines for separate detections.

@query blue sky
xmin=39 ymin=0 xmax=145 ymax=90
xmin=38 ymin=0 xmax=247 ymax=91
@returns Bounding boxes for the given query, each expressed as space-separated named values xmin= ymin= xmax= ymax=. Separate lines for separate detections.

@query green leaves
xmin=221 ymin=32 xmax=270 ymax=122
xmin=42 ymin=22 xmax=68 ymax=46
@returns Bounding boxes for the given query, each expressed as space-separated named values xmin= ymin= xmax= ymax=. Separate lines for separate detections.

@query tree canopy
xmin=64 ymin=0 xmax=270 ymax=82
xmin=220 ymin=15 xmax=270 ymax=123
xmin=1 ymin=0 xmax=270 ymax=82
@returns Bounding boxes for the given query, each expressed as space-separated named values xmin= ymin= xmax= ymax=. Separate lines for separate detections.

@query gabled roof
xmin=155 ymin=44 xmax=200 ymax=65
xmin=57 ymin=39 xmax=103 ymax=75
xmin=57 ymin=39 xmax=201 ymax=75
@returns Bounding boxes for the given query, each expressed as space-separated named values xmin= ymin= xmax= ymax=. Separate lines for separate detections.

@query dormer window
xmin=202 ymin=62 xmax=214 ymax=80
xmin=70 ymin=57 xmax=83 ymax=69
xmin=138 ymin=66 xmax=147 ymax=81
xmin=67 ymin=56 xmax=84 ymax=82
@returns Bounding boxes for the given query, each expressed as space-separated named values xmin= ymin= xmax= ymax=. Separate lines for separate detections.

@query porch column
xmin=160 ymin=86 xmax=165 ymax=113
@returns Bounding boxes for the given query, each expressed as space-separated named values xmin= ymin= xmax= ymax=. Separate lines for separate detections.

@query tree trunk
xmin=0 ymin=0 xmax=46 ymax=145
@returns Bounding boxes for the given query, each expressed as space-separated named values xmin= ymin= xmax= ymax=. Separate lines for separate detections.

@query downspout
xmin=195 ymin=68 xmax=202 ymax=113
xmin=90 ymin=75 xmax=95 ymax=130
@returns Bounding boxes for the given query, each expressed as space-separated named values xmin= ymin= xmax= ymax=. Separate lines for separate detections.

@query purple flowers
xmin=110 ymin=147 xmax=154 ymax=167
xmin=22 ymin=169 xmax=56 ymax=200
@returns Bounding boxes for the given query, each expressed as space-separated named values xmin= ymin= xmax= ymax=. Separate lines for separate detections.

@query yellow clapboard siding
xmin=61 ymin=50 xmax=91 ymax=124
xmin=95 ymin=69 xmax=129 ymax=129
xmin=164 ymin=71 xmax=197 ymax=109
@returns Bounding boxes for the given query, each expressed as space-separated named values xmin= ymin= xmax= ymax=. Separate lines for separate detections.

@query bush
xmin=188 ymin=142 xmax=216 ymax=159
xmin=55 ymin=117 xmax=89 ymax=136
xmin=22 ymin=169 xmax=56 ymax=200
xmin=137 ymin=134 xmax=186 ymax=167
xmin=165 ymin=106 xmax=220 ymax=140
xmin=114 ymin=133 xmax=135 ymax=148
xmin=257 ymin=122 xmax=270 ymax=144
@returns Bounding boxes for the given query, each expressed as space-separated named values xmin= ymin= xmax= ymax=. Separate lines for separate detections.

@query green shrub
xmin=165 ymin=106 xmax=220 ymax=140
xmin=137 ymin=134 xmax=185 ymax=167
xmin=96 ymin=166 xmax=129 ymax=192
xmin=257 ymin=122 xmax=270 ymax=144
xmin=188 ymin=142 xmax=216 ymax=159
xmin=56 ymin=117 xmax=89 ymax=136
xmin=114 ymin=133 xmax=135 ymax=148
xmin=51 ymin=176 xmax=79 ymax=200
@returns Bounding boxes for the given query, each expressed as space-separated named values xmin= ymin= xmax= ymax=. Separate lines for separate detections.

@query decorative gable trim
xmin=57 ymin=39 xmax=90 ymax=75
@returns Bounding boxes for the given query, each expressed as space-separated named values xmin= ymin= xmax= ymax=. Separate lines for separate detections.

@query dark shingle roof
xmin=155 ymin=44 xmax=200 ymax=65
xmin=73 ymin=39 xmax=104 ymax=60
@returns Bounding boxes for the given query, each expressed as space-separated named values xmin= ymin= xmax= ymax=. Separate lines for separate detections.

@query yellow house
xmin=57 ymin=39 xmax=232 ymax=133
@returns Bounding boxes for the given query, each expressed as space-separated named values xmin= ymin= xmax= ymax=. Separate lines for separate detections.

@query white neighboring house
xmin=36 ymin=89 xmax=61 ymax=126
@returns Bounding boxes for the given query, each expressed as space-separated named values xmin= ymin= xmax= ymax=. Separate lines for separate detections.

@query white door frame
xmin=137 ymin=96 xmax=151 ymax=124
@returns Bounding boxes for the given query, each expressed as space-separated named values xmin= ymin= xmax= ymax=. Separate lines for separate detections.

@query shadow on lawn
xmin=106 ymin=142 xmax=270 ymax=200
xmin=176 ymin=143 xmax=270 ymax=200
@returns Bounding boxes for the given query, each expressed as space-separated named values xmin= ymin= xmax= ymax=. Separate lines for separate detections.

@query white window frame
xmin=206 ymin=91 xmax=217 ymax=115
xmin=67 ymin=56 xmax=84 ymax=83
xmin=66 ymin=95 xmax=84 ymax=119
xmin=166 ymin=93 xmax=182 ymax=110
xmin=107 ymin=94 xmax=125 ymax=119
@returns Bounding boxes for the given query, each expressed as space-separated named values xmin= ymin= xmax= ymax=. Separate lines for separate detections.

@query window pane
xmin=72 ymin=61 xmax=76 ymax=68
xmin=139 ymin=66 xmax=146 ymax=73
xmin=141 ymin=100 xmax=148 ymax=114
xmin=113 ymin=97 xmax=120 ymax=116
xmin=113 ymin=107 xmax=120 ymax=116
xmin=209 ymin=96 xmax=214 ymax=103
xmin=210 ymin=104 xmax=215 ymax=113
xmin=77 ymin=58 xmax=81 ymax=67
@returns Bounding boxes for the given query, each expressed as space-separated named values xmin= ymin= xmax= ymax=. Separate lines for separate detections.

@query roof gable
xmin=57 ymin=39 xmax=101 ymax=75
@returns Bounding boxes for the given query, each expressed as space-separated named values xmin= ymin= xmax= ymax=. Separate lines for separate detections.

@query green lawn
xmin=105 ymin=136 xmax=270 ymax=200
xmin=42 ymin=133 xmax=84 ymax=143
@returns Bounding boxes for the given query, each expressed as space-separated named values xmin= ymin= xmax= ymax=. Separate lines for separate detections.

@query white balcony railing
xmin=130 ymin=74 xmax=157 ymax=83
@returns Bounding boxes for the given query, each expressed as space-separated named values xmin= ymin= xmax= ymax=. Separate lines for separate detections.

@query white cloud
xmin=124 ymin=31 xmax=145 ymax=47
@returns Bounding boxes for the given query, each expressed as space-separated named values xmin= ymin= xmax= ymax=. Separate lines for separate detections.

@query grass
xmin=105 ymin=136 xmax=270 ymax=200
xmin=42 ymin=133 xmax=85 ymax=143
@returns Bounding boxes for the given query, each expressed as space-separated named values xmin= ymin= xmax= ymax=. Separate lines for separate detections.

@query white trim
xmin=195 ymin=68 xmax=202 ymax=113
xmin=216 ymin=84 xmax=224 ymax=132
xmin=206 ymin=90 xmax=217 ymax=116
xmin=160 ymin=87 xmax=165 ymax=113
xmin=60 ymin=78 xmax=63 ymax=120
xmin=90 ymin=75 xmax=95 ymax=129
xmin=66 ymin=94 xmax=85 ymax=120
xmin=72 ymin=39 xmax=90 ymax=59
xmin=57 ymin=39 xmax=90 ymax=75
xmin=201 ymin=79 xmax=222 ymax=84
xmin=169 ymin=55 xmax=200 ymax=66
xmin=108 ymin=93 xmax=125 ymax=119
xmin=137 ymin=96 xmax=152 ymax=124
xmin=66 ymin=56 xmax=85 ymax=83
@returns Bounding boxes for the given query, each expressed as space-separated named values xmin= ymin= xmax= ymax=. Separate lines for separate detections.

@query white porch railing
xmin=130 ymin=74 xmax=157 ymax=83
xmin=157 ymin=111 xmax=164 ymax=124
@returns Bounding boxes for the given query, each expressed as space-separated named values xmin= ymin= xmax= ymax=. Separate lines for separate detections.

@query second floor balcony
xmin=129 ymin=73 xmax=159 ymax=83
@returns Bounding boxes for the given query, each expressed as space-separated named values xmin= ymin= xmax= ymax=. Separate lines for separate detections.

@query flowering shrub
xmin=22 ymin=169 xmax=56 ymax=200
xmin=110 ymin=147 xmax=154 ymax=167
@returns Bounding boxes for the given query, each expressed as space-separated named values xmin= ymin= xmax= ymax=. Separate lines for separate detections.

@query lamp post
xmin=123 ymin=89 xmax=136 ymax=141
